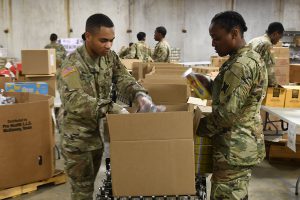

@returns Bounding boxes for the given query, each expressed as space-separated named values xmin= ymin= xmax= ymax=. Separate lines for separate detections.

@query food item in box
xmin=0 ymin=94 xmax=15 ymax=105
xmin=183 ymin=68 xmax=211 ymax=99
xmin=5 ymin=82 xmax=48 ymax=95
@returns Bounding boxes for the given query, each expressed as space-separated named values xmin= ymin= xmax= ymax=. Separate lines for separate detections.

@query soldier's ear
xmin=85 ymin=32 xmax=91 ymax=42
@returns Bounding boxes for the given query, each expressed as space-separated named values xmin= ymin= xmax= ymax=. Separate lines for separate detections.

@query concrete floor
xmin=10 ymin=128 xmax=300 ymax=200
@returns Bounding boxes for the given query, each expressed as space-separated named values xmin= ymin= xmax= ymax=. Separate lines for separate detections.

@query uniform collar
xmin=263 ymin=34 xmax=272 ymax=43
xmin=78 ymin=45 xmax=100 ymax=72
xmin=230 ymin=45 xmax=250 ymax=59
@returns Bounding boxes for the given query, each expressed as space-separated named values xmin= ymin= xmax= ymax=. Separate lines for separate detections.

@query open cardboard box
xmin=107 ymin=104 xmax=196 ymax=196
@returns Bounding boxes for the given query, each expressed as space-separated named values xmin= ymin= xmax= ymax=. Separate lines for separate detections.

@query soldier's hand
xmin=136 ymin=94 xmax=166 ymax=112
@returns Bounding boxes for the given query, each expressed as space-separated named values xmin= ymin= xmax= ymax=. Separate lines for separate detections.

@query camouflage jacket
xmin=152 ymin=39 xmax=170 ymax=62
xmin=58 ymin=45 xmax=146 ymax=152
xmin=45 ymin=42 xmax=67 ymax=67
xmin=248 ymin=34 xmax=277 ymax=86
xmin=118 ymin=46 xmax=130 ymax=58
xmin=201 ymin=45 xmax=267 ymax=166
xmin=124 ymin=41 xmax=152 ymax=61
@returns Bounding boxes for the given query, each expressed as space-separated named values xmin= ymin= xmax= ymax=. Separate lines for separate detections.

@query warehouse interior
xmin=1 ymin=0 xmax=300 ymax=200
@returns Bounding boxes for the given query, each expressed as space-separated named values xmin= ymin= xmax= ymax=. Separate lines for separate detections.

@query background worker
xmin=248 ymin=22 xmax=284 ymax=87
xmin=124 ymin=32 xmax=152 ymax=61
xmin=152 ymin=26 xmax=171 ymax=62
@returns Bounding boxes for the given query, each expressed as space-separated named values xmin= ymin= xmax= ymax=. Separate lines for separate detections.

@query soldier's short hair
xmin=50 ymin=33 xmax=58 ymax=42
xmin=211 ymin=11 xmax=248 ymax=38
xmin=155 ymin=26 xmax=167 ymax=37
xmin=267 ymin=22 xmax=284 ymax=35
xmin=129 ymin=42 xmax=134 ymax=47
xmin=86 ymin=13 xmax=114 ymax=33
xmin=137 ymin=32 xmax=146 ymax=41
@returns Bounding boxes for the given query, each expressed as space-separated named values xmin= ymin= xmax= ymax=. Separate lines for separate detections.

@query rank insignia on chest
xmin=62 ymin=66 xmax=77 ymax=77
xmin=221 ymin=81 xmax=230 ymax=94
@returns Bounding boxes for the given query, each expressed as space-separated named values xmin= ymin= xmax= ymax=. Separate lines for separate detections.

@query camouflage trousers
xmin=210 ymin=163 xmax=252 ymax=200
xmin=62 ymin=148 xmax=104 ymax=200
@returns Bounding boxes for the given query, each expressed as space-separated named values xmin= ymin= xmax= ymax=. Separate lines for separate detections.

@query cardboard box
xmin=276 ymin=74 xmax=289 ymax=85
xmin=142 ymin=83 xmax=190 ymax=105
xmin=153 ymin=68 xmax=186 ymax=75
xmin=5 ymin=82 xmax=48 ymax=95
xmin=0 ymin=92 xmax=54 ymax=189
xmin=263 ymin=87 xmax=286 ymax=107
xmin=25 ymin=74 xmax=56 ymax=97
xmin=290 ymin=64 xmax=300 ymax=83
xmin=149 ymin=63 xmax=183 ymax=69
xmin=21 ymin=49 xmax=56 ymax=75
xmin=132 ymin=62 xmax=152 ymax=80
xmin=194 ymin=66 xmax=219 ymax=75
xmin=107 ymin=105 xmax=195 ymax=196
xmin=269 ymin=143 xmax=300 ymax=160
xmin=274 ymin=58 xmax=290 ymax=66
xmin=271 ymin=47 xmax=290 ymax=58
xmin=120 ymin=59 xmax=141 ymax=70
xmin=294 ymin=36 xmax=300 ymax=47
xmin=274 ymin=41 xmax=283 ymax=47
xmin=274 ymin=66 xmax=289 ymax=76
xmin=0 ymin=76 xmax=11 ymax=89
xmin=210 ymin=56 xmax=229 ymax=68
xmin=141 ymin=77 xmax=187 ymax=85
xmin=283 ymin=86 xmax=300 ymax=108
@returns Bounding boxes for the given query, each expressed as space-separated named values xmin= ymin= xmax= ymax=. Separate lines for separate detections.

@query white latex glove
xmin=136 ymin=94 xmax=166 ymax=113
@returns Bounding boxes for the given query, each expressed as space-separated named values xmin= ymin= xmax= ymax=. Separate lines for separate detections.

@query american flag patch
xmin=62 ymin=66 xmax=77 ymax=77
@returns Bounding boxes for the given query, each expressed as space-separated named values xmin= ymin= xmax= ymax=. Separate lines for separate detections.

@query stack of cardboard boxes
xmin=210 ymin=55 xmax=228 ymax=68
xmin=263 ymin=86 xmax=300 ymax=108
xmin=20 ymin=49 xmax=57 ymax=97
xmin=271 ymin=46 xmax=290 ymax=85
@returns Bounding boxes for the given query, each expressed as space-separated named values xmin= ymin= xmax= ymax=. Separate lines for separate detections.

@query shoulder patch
xmin=62 ymin=66 xmax=77 ymax=77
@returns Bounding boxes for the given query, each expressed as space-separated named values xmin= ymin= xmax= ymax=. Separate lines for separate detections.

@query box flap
xmin=142 ymin=83 xmax=189 ymax=104
xmin=107 ymin=111 xmax=193 ymax=141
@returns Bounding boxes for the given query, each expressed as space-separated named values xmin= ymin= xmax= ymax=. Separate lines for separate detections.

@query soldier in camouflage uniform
xmin=124 ymin=32 xmax=152 ymax=62
xmin=45 ymin=33 xmax=67 ymax=68
xmin=197 ymin=11 xmax=267 ymax=200
xmin=152 ymin=26 xmax=171 ymax=62
xmin=118 ymin=42 xmax=133 ymax=58
xmin=248 ymin=22 xmax=284 ymax=87
xmin=58 ymin=13 xmax=154 ymax=200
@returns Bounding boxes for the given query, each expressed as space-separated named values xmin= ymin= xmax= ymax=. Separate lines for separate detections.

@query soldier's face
xmin=154 ymin=31 xmax=160 ymax=41
xmin=209 ymin=23 xmax=236 ymax=57
xmin=86 ymin=26 xmax=115 ymax=56
xmin=270 ymin=32 xmax=282 ymax=45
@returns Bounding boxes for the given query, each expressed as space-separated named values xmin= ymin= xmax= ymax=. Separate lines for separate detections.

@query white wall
xmin=0 ymin=0 xmax=299 ymax=61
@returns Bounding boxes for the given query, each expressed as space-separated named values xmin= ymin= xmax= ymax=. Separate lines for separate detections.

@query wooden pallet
xmin=0 ymin=170 xmax=67 ymax=199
